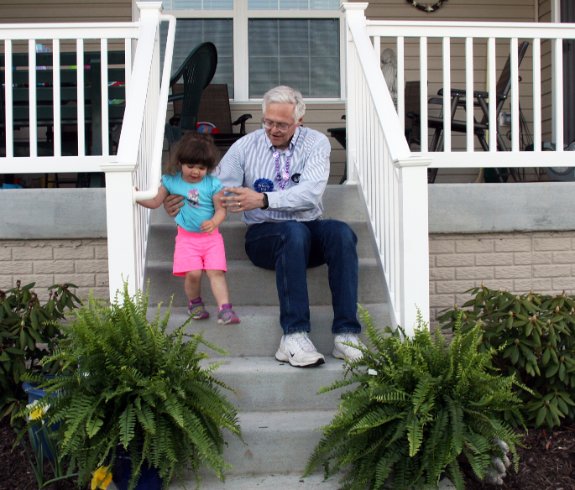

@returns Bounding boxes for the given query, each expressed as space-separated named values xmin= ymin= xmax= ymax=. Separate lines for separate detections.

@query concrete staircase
xmin=144 ymin=184 xmax=392 ymax=489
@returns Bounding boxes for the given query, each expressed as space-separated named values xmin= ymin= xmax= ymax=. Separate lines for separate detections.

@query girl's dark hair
xmin=165 ymin=132 xmax=220 ymax=174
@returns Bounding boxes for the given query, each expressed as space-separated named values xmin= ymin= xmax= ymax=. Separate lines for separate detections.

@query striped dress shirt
xmin=216 ymin=126 xmax=331 ymax=225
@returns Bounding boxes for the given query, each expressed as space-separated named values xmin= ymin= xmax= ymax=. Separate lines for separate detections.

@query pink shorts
xmin=173 ymin=226 xmax=227 ymax=276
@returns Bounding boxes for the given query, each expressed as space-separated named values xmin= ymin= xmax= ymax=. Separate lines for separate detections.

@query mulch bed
xmin=463 ymin=422 xmax=575 ymax=490
xmin=1 ymin=417 xmax=573 ymax=489
xmin=0 ymin=418 xmax=76 ymax=490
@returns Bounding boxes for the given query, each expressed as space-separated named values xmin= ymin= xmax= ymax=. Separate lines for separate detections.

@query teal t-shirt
xmin=161 ymin=173 xmax=223 ymax=232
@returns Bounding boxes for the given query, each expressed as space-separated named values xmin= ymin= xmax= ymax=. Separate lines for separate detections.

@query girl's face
xmin=181 ymin=163 xmax=208 ymax=183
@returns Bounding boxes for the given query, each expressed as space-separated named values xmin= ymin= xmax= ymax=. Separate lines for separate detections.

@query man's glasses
xmin=262 ymin=119 xmax=295 ymax=132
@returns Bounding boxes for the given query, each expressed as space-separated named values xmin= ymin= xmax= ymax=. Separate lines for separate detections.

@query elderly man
xmin=166 ymin=85 xmax=363 ymax=367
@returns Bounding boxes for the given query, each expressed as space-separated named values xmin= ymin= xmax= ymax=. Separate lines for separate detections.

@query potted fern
xmin=305 ymin=310 xmax=525 ymax=489
xmin=37 ymin=284 xmax=241 ymax=490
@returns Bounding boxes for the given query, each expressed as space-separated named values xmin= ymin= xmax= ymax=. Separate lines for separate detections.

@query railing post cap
xmin=395 ymin=156 xmax=432 ymax=168
xmin=136 ymin=2 xmax=163 ymax=13
xmin=341 ymin=2 xmax=368 ymax=13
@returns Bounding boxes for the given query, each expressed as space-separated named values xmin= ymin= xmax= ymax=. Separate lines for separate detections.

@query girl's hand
xmin=200 ymin=219 xmax=216 ymax=233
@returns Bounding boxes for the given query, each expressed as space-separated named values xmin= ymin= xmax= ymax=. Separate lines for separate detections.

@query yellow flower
xmin=91 ymin=465 xmax=113 ymax=490
xmin=27 ymin=400 xmax=49 ymax=421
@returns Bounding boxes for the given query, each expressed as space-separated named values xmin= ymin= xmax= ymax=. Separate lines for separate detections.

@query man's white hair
xmin=262 ymin=85 xmax=306 ymax=121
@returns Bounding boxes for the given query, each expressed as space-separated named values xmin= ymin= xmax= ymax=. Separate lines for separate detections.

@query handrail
xmin=111 ymin=18 xmax=161 ymax=168
xmin=102 ymin=3 xmax=176 ymax=299
xmin=133 ymin=14 xmax=176 ymax=202
xmin=0 ymin=23 xmax=138 ymax=39
xmin=342 ymin=4 xmax=411 ymax=164
xmin=365 ymin=19 xmax=575 ymax=39
xmin=343 ymin=3 xmax=430 ymax=333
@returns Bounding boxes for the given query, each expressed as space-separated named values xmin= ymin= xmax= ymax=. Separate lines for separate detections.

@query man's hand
xmin=163 ymin=194 xmax=184 ymax=217
xmin=221 ymin=187 xmax=266 ymax=213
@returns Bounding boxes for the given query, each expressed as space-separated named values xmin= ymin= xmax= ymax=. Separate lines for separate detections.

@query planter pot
xmin=113 ymin=450 xmax=163 ymax=490
xmin=22 ymin=381 xmax=57 ymax=461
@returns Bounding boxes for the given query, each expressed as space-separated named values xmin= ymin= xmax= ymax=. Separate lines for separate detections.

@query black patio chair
xmin=165 ymin=42 xmax=217 ymax=147
xmin=196 ymin=84 xmax=252 ymax=154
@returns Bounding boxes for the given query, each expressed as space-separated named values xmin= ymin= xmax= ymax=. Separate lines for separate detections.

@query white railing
xmin=104 ymin=4 xmax=175 ymax=300
xmin=367 ymin=17 xmax=575 ymax=168
xmin=344 ymin=3 xmax=429 ymax=335
xmin=1 ymin=28 xmax=137 ymax=169
xmin=0 ymin=2 xmax=176 ymax=301
xmin=342 ymin=3 xmax=575 ymax=333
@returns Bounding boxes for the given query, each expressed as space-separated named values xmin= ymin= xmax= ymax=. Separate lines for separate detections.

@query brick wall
xmin=0 ymin=239 xmax=109 ymax=301
xmin=430 ymin=231 xmax=575 ymax=320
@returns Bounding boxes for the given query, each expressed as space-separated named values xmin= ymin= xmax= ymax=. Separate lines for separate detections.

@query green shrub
xmin=305 ymin=310 xmax=523 ymax=490
xmin=438 ymin=286 xmax=575 ymax=428
xmin=0 ymin=281 xmax=81 ymax=423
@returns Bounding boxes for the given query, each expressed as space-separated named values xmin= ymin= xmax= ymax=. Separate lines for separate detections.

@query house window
xmin=165 ymin=19 xmax=234 ymax=93
xmin=248 ymin=18 xmax=339 ymax=97
xmin=161 ymin=0 xmax=341 ymax=100
xmin=164 ymin=1 xmax=232 ymax=9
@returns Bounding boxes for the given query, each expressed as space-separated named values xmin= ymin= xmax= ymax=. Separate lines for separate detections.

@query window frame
xmin=160 ymin=0 xmax=345 ymax=102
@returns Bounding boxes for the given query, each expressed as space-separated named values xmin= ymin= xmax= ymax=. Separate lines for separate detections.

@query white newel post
xmin=397 ymin=158 xmax=431 ymax=335
xmin=342 ymin=2 xmax=369 ymax=185
xmin=103 ymin=167 xmax=138 ymax=302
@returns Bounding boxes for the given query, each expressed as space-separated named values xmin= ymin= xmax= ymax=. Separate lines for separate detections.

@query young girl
xmin=137 ymin=133 xmax=239 ymax=324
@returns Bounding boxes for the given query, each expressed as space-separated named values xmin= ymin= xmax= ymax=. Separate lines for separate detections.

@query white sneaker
xmin=275 ymin=332 xmax=325 ymax=367
xmin=333 ymin=333 xmax=365 ymax=361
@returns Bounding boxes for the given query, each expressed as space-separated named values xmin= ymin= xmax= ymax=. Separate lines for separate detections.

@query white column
xmin=342 ymin=3 xmax=369 ymax=185
xmin=397 ymin=159 xmax=430 ymax=335
xmin=103 ymin=168 xmax=138 ymax=302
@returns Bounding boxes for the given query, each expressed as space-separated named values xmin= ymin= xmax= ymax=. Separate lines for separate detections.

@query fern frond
xmin=118 ymin=404 xmax=136 ymax=448
xmin=349 ymin=407 xmax=403 ymax=434
xmin=406 ymin=412 xmax=426 ymax=457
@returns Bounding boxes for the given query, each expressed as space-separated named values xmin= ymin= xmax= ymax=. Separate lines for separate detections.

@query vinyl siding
xmin=538 ymin=0 xmax=553 ymax=143
xmin=0 ymin=0 xmax=131 ymax=22
xmin=364 ymin=0 xmax=536 ymax=21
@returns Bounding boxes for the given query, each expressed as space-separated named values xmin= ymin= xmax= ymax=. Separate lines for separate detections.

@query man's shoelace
xmin=289 ymin=333 xmax=315 ymax=352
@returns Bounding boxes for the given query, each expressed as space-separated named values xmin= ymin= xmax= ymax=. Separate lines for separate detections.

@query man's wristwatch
xmin=261 ymin=193 xmax=269 ymax=210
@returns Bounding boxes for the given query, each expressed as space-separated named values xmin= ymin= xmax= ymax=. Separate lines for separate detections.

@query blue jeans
xmin=245 ymin=219 xmax=361 ymax=335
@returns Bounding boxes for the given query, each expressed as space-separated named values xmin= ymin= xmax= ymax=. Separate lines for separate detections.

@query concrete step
xmin=150 ymin=184 xmax=368 ymax=227
xmin=207 ymin=356 xmax=351 ymax=411
xmin=162 ymin=303 xmax=391 ymax=357
xmin=170 ymin=473 xmax=343 ymax=489
xmin=146 ymin=219 xmax=378 ymax=261
xmin=170 ymin=409 xmax=457 ymax=487
xmin=146 ymin=258 xmax=386 ymax=307
xmin=170 ymin=473 xmax=457 ymax=489
xmin=146 ymin=184 xmax=377 ymax=262
xmin=207 ymin=410 xmax=334 ymax=476
xmin=173 ymin=472 xmax=455 ymax=490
